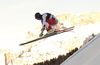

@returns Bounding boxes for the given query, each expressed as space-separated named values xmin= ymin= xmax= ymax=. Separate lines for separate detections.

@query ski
xmin=19 ymin=26 xmax=75 ymax=46
xmin=55 ymin=26 xmax=75 ymax=32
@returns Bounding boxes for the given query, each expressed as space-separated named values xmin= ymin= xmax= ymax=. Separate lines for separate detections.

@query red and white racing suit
xmin=41 ymin=13 xmax=58 ymax=31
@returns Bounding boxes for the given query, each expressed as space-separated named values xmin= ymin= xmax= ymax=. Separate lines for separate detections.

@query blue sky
xmin=0 ymin=0 xmax=100 ymax=44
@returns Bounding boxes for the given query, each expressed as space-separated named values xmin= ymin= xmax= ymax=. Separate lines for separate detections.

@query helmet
xmin=35 ymin=12 xmax=41 ymax=19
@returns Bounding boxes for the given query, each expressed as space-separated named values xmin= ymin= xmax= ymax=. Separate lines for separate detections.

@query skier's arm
xmin=39 ymin=14 xmax=47 ymax=37
xmin=42 ymin=14 xmax=48 ymax=28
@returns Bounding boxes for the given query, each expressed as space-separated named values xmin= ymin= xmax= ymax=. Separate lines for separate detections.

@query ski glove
xmin=39 ymin=32 xmax=43 ymax=37
xmin=39 ymin=27 xmax=45 ymax=37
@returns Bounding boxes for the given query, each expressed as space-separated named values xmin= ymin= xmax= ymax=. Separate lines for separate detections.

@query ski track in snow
xmin=0 ymin=22 xmax=100 ymax=54
xmin=28 ymin=22 xmax=100 ymax=56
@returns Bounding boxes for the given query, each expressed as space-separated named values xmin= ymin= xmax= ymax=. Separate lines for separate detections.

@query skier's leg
xmin=45 ymin=19 xmax=58 ymax=35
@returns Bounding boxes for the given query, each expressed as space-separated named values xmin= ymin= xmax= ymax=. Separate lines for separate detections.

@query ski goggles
xmin=36 ymin=18 xmax=39 ymax=20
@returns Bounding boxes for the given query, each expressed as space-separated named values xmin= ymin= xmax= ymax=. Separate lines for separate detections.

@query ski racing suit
xmin=41 ymin=13 xmax=58 ymax=32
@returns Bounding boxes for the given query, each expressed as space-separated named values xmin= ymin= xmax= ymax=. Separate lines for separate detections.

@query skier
xmin=35 ymin=12 xmax=58 ymax=37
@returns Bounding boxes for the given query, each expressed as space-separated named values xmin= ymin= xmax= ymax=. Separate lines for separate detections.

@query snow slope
xmin=61 ymin=33 xmax=100 ymax=65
